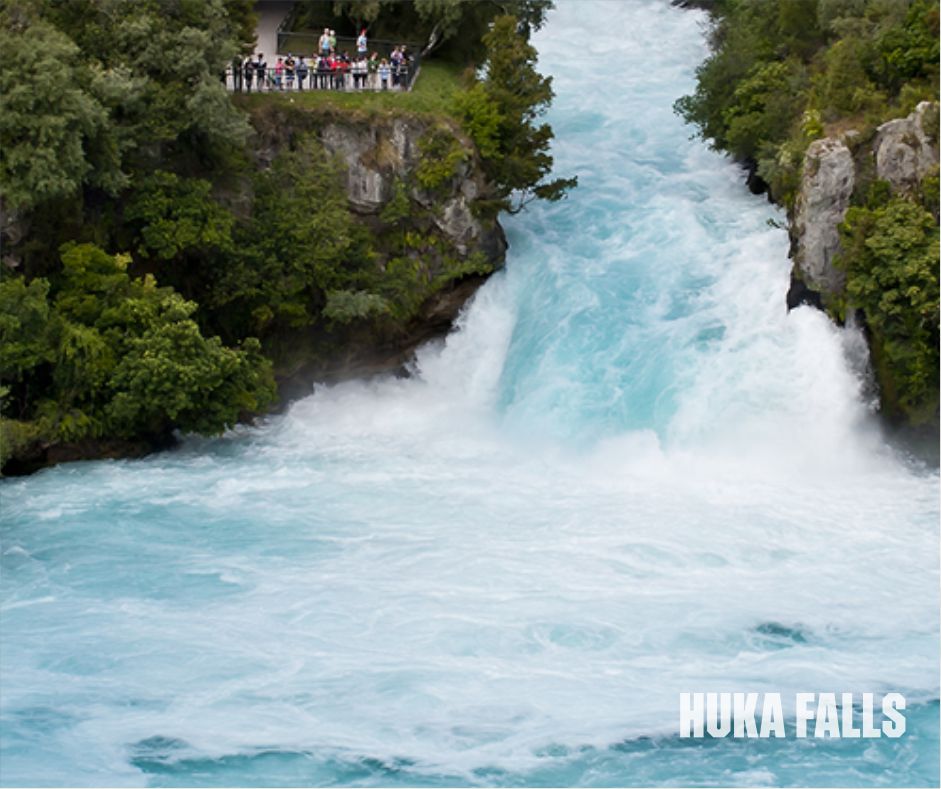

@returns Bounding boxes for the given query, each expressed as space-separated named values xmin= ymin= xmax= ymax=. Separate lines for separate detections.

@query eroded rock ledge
xmin=248 ymin=104 xmax=508 ymax=400
xmin=787 ymin=101 xmax=939 ymax=310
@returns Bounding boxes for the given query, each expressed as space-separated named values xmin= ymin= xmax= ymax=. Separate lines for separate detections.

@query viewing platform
xmin=234 ymin=1 xmax=422 ymax=93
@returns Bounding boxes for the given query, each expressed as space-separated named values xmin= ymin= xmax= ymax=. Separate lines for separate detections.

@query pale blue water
xmin=1 ymin=2 xmax=939 ymax=786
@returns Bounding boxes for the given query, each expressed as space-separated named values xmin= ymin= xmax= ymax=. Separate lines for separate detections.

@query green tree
xmin=722 ymin=60 xmax=807 ymax=160
xmin=125 ymin=171 xmax=235 ymax=261
xmin=837 ymin=199 xmax=939 ymax=422
xmin=872 ymin=0 xmax=939 ymax=92
xmin=457 ymin=15 xmax=575 ymax=213
xmin=0 ymin=18 xmax=110 ymax=210
xmin=3 ymin=244 xmax=275 ymax=445
xmin=212 ymin=138 xmax=374 ymax=335
xmin=0 ymin=277 xmax=54 ymax=384
xmin=1 ymin=0 xmax=252 ymax=219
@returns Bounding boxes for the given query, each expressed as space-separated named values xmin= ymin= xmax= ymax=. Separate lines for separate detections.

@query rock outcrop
xmin=247 ymin=104 xmax=507 ymax=397
xmin=873 ymin=101 xmax=939 ymax=196
xmin=788 ymin=101 xmax=939 ymax=310
xmin=320 ymin=118 xmax=422 ymax=211
xmin=318 ymin=116 xmax=503 ymax=259
xmin=784 ymin=101 xmax=939 ymax=442
xmin=789 ymin=137 xmax=855 ymax=301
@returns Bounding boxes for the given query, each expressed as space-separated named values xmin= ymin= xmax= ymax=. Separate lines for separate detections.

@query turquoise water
xmin=1 ymin=2 xmax=938 ymax=786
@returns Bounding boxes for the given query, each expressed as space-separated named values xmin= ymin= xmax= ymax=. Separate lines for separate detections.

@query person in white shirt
xmin=352 ymin=57 xmax=367 ymax=89
xmin=378 ymin=59 xmax=390 ymax=90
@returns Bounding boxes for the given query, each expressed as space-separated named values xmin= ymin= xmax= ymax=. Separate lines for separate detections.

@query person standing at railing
xmin=329 ymin=53 xmax=341 ymax=90
xmin=379 ymin=59 xmax=390 ymax=90
xmin=274 ymin=57 xmax=284 ymax=90
xmin=285 ymin=53 xmax=296 ymax=90
xmin=351 ymin=57 xmax=364 ymax=89
xmin=350 ymin=57 xmax=360 ymax=89
xmin=317 ymin=53 xmax=330 ymax=89
xmin=390 ymin=47 xmax=402 ymax=88
xmin=367 ymin=52 xmax=379 ymax=90
xmin=296 ymin=55 xmax=309 ymax=91
xmin=254 ymin=53 xmax=267 ymax=91
xmin=339 ymin=52 xmax=351 ymax=90
xmin=231 ymin=56 xmax=242 ymax=91
xmin=398 ymin=44 xmax=410 ymax=90
xmin=242 ymin=56 xmax=255 ymax=92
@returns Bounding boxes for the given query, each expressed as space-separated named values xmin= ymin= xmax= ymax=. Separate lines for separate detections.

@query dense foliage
xmin=457 ymin=15 xmax=576 ymax=213
xmin=0 ymin=0 xmax=571 ymax=468
xmin=675 ymin=0 xmax=939 ymax=426
xmin=293 ymin=0 xmax=554 ymax=62
xmin=675 ymin=0 xmax=938 ymax=204
xmin=837 ymin=197 xmax=939 ymax=423
xmin=1 ymin=0 xmax=252 ymax=214
xmin=0 ymin=245 xmax=275 ymax=466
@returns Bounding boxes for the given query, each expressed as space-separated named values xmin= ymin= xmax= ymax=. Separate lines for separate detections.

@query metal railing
xmin=223 ymin=58 xmax=420 ymax=93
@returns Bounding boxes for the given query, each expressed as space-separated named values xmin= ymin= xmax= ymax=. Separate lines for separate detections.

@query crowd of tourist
xmin=229 ymin=28 xmax=417 ymax=93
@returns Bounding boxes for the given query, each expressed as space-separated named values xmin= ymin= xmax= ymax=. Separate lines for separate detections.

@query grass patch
xmin=233 ymin=61 xmax=465 ymax=119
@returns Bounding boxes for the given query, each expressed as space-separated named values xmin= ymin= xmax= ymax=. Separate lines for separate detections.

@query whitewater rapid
xmin=1 ymin=1 xmax=938 ymax=786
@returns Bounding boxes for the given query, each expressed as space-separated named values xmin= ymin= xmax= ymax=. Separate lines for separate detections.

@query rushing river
xmin=1 ymin=2 xmax=938 ymax=786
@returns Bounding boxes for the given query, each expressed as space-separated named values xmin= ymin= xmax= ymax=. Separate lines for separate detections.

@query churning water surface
xmin=1 ymin=1 xmax=938 ymax=786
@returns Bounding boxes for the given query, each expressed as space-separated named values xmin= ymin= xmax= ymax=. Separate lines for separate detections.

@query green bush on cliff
xmin=416 ymin=128 xmax=467 ymax=191
xmin=456 ymin=15 xmax=576 ymax=213
xmin=0 ymin=244 xmax=275 ymax=446
xmin=836 ymin=198 xmax=939 ymax=422
xmin=0 ymin=18 xmax=112 ymax=210
xmin=675 ymin=0 xmax=939 ymax=205
xmin=0 ymin=0 xmax=251 ymax=217
xmin=722 ymin=60 xmax=808 ymax=161
xmin=676 ymin=0 xmax=939 ymax=426
xmin=0 ymin=0 xmax=574 ymax=468
xmin=0 ymin=278 xmax=54 ymax=383
xmin=210 ymin=137 xmax=375 ymax=336
xmin=125 ymin=172 xmax=236 ymax=262
xmin=323 ymin=289 xmax=391 ymax=324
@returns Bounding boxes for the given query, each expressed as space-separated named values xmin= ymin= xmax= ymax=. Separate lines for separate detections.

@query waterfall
xmin=1 ymin=1 xmax=937 ymax=785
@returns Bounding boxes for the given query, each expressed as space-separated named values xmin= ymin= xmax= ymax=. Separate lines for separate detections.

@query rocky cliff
xmin=247 ymin=104 xmax=507 ymax=400
xmin=788 ymin=101 xmax=939 ymax=310
xmin=786 ymin=101 xmax=939 ymax=440
xmin=787 ymin=136 xmax=856 ymax=306
xmin=0 ymin=106 xmax=509 ymax=475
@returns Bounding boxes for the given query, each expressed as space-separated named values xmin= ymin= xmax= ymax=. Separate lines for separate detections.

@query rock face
xmin=873 ymin=101 xmax=939 ymax=196
xmin=790 ymin=137 xmax=855 ymax=300
xmin=783 ymin=101 xmax=939 ymax=441
xmin=317 ymin=116 xmax=504 ymax=260
xmin=320 ymin=118 xmax=420 ymax=211
xmin=788 ymin=102 xmax=939 ymax=309
xmin=250 ymin=107 xmax=505 ymax=265
xmin=247 ymin=105 xmax=508 ymax=397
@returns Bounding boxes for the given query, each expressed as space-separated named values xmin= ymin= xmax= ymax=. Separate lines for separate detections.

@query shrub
xmin=1 ymin=244 xmax=276 ymax=449
xmin=837 ymin=199 xmax=939 ymax=422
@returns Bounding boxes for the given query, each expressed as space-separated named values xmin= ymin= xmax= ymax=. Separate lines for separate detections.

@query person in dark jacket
xmin=284 ymin=53 xmax=296 ymax=90
xmin=231 ymin=56 xmax=242 ymax=91
xmin=254 ymin=53 xmax=267 ymax=90
xmin=243 ymin=57 xmax=255 ymax=92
